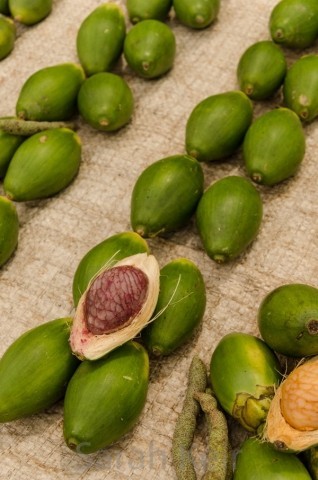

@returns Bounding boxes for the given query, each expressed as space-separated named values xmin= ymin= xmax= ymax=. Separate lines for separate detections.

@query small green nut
xmin=210 ymin=332 xmax=281 ymax=433
xmin=142 ymin=257 xmax=206 ymax=355
xmin=3 ymin=128 xmax=82 ymax=201
xmin=130 ymin=154 xmax=204 ymax=238
xmin=16 ymin=63 xmax=86 ymax=121
xmin=127 ymin=0 xmax=172 ymax=23
xmin=9 ymin=0 xmax=52 ymax=25
xmin=0 ymin=118 xmax=24 ymax=178
xmin=0 ymin=318 xmax=79 ymax=422
xmin=258 ymin=283 xmax=318 ymax=357
xmin=234 ymin=437 xmax=312 ymax=480
xmin=237 ymin=40 xmax=287 ymax=100
xmin=0 ymin=0 xmax=10 ymax=15
xmin=76 ymin=3 xmax=126 ymax=76
xmin=0 ymin=196 xmax=19 ymax=267
xmin=196 ymin=175 xmax=263 ymax=263
xmin=283 ymin=54 xmax=318 ymax=122
xmin=72 ymin=231 xmax=150 ymax=307
xmin=185 ymin=90 xmax=253 ymax=162
xmin=77 ymin=72 xmax=134 ymax=132
xmin=269 ymin=0 xmax=318 ymax=49
xmin=124 ymin=19 xmax=176 ymax=79
xmin=63 ymin=341 xmax=149 ymax=454
xmin=0 ymin=14 xmax=15 ymax=60
xmin=173 ymin=0 xmax=220 ymax=29
xmin=243 ymin=107 xmax=306 ymax=186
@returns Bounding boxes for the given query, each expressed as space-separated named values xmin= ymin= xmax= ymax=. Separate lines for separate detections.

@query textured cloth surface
xmin=1 ymin=0 xmax=318 ymax=478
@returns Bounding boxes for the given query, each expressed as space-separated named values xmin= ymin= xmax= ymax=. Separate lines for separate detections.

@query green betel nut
xmin=173 ymin=0 xmax=220 ymax=29
xmin=0 ymin=196 xmax=19 ymax=267
xmin=16 ymin=63 xmax=85 ymax=121
xmin=210 ymin=332 xmax=281 ymax=433
xmin=77 ymin=72 xmax=134 ymax=131
xmin=130 ymin=154 xmax=204 ymax=238
xmin=196 ymin=175 xmax=263 ymax=263
xmin=0 ymin=15 xmax=15 ymax=60
xmin=185 ymin=90 xmax=253 ymax=162
xmin=283 ymin=54 xmax=318 ymax=122
xmin=237 ymin=40 xmax=287 ymax=101
xmin=72 ymin=231 xmax=150 ymax=307
xmin=124 ymin=19 xmax=176 ymax=78
xmin=4 ymin=128 xmax=82 ymax=201
xmin=127 ymin=0 xmax=172 ymax=23
xmin=243 ymin=107 xmax=306 ymax=186
xmin=76 ymin=3 xmax=126 ymax=76
xmin=142 ymin=258 xmax=206 ymax=355
xmin=0 ymin=121 xmax=24 ymax=178
xmin=269 ymin=0 xmax=318 ymax=49
xmin=234 ymin=437 xmax=312 ymax=480
xmin=9 ymin=0 xmax=52 ymax=25
xmin=258 ymin=283 xmax=318 ymax=357
xmin=63 ymin=341 xmax=149 ymax=454
xmin=0 ymin=0 xmax=10 ymax=15
xmin=0 ymin=318 xmax=79 ymax=422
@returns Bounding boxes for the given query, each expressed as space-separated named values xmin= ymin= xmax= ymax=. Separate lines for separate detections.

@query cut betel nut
xmin=70 ymin=252 xmax=160 ymax=360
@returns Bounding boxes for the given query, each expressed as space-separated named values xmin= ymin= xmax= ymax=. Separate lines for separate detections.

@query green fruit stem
xmin=194 ymin=389 xmax=232 ymax=480
xmin=0 ymin=118 xmax=78 ymax=136
xmin=172 ymin=356 xmax=207 ymax=480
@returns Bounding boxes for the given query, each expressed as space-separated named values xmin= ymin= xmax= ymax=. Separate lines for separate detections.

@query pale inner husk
xmin=70 ymin=252 xmax=160 ymax=360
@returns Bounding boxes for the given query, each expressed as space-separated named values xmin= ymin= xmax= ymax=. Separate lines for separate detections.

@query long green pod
xmin=283 ymin=54 xmax=318 ymax=122
xmin=243 ymin=108 xmax=306 ymax=186
xmin=237 ymin=40 xmax=287 ymax=100
xmin=16 ymin=63 xmax=86 ymax=121
xmin=131 ymin=154 xmax=204 ymax=238
xmin=9 ymin=0 xmax=52 ymax=25
xmin=142 ymin=258 xmax=206 ymax=355
xmin=173 ymin=0 xmax=220 ymax=29
xmin=0 ymin=196 xmax=19 ymax=267
xmin=63 ymin=341 xmax=149 ymax=454
xmin=76 ymin=3 xmax=126 ymax=76
xmin=196 ymin=175 xmax=263 ymax=263
xmin=127 ymin=0 xmax=172 ymax=23
xmin=72 ymin=231 xmax=149 ymax=307
xmin=0 ymin=318 xmax=79 ymax=422
xmin=234 ymin=437 xmax=312 ymax=479
xmin=0 ymin=14 xmax=15 ymax=60
xmin=3 ymin=128 xmax=81 ymax=201
xmin=269 ymin=0 xmax=318 ymax=49
xmin=210 ymin=332 xmax=281 ymax=433
xmin=258 ymin=283 xmax=318 ymax=357
xmin=185 ymin=91 xmax=253 ymax=162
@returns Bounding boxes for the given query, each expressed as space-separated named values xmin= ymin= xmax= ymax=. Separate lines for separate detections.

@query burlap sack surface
xmin=1 ymin=0 xmax=318 ymax=478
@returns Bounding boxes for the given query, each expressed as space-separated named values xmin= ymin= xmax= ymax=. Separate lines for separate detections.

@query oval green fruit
xmin=234 ymin=438 xmax=312 ymax=480
xmin=237 ymin=41 xmax=287 ymax=100
xmin=0 ymin=14 xmax=15 ymax=60
xmin=127 ymin=0 xmax=172 ymax=23
xmin=124 ymin=19 xmax=176 ymax=78
xmin=16 ymin=63 xmax=85 ymax=121
xmin=283 ymin=54 xmax=318 ymax=122
xmin=185 ymin=91 xmax=253 ymax=162
xmin=76 ymin=3 xmax=126 ymax=76
xmin=269 ymin=0 xmax=318 ymax=49
xmin=72 ymin=231 xmax=150 ymax=307
xmin=4 ymin=128 xmax=81 ymax=201
xmin=243 ymin=108 xmax=306 ymax=186
xmin=9 ymin=0 xmax=52 ymax=25
xmin=0 ymin=196 xmax=19 ymax=267
xmin=258 ymin=283 xmax=318 ymax=357
xmin=210 ymin=332 xmax=281 ymax=432
xmin=77 ymin=72 xmax=134 ymax=131
xmin=0 ymin=317 xmax=79 ymax=422
xmin=63 ymin=341 xmax=149 ymax=454
xmin=0 ymin=121 xmax=24 ymax=178
xmin=0 ymin=0 xmax=10 ymax=15
xmin=173 ymin=0 xmax=220 ymax=29
xmin=196 ymin=175 xmax=263 ymax=263
xmin=142 ymin=258 xmax=206 ymax=355
xmin=131 ymin=154 xmax=204 ymax=237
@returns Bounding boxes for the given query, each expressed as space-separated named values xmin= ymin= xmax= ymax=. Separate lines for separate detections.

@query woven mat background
xmin=1 ymin=0 xmax=318 ymax=478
